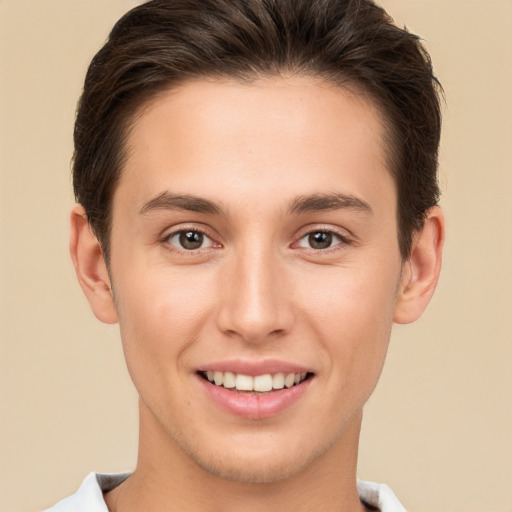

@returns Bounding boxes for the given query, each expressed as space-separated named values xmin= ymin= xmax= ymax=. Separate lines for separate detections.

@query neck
xmin=105 ymin=400 xmax=368 ymax=512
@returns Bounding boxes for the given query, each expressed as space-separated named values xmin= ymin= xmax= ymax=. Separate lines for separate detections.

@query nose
xmin=216 ymin=244 xmax=295 ymax=345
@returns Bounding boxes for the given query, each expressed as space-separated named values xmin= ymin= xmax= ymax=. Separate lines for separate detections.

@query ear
xmin=69 ymin=205 xmax=118 ymax=324
xmin=394 ymin=206 xmax=445 ymax=324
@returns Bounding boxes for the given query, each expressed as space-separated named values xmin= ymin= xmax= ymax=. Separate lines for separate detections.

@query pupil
xmin=179 ymin=231 xmax=203 ymax=250
xmin=309 ymin=231 xmax=332 ymax=249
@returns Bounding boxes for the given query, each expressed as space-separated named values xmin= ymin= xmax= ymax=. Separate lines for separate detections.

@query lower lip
xmin=198 ymin=376 xmax=312 ymax=420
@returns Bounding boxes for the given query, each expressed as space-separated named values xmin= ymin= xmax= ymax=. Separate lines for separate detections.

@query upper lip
xmin=197 ymin=358 xmax=312 ymax=376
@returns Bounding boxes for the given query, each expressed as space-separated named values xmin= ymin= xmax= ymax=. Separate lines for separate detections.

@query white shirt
xmin=43 ymin=472 xmax=407 ymax=512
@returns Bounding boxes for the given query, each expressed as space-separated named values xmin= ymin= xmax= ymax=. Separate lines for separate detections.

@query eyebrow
xmin=138 ymin=191 xmax=372 ymax=217
xmin=288 ymin=193 xmax=373 ymax=215
xmin=139 ymin=192 xmax=224 ymax=216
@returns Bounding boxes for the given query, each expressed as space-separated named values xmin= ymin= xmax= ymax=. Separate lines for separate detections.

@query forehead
xmin=116 ymin=77 xmax=394 ymax=216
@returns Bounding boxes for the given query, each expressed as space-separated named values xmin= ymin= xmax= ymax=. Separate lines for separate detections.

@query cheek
xmin=295 ymin=260 xmax=400 ymax=333
xmin=293 ymin=260 xmax=399 ymax=385
xmin=112 ymin=264 xmax=215 ymax=385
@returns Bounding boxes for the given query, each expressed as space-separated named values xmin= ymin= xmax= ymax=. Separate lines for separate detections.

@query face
xmin=107 ymin=77 xmax=404 ymax=482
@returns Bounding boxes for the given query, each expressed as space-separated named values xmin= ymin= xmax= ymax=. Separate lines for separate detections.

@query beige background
xmin=0 ymin=0 xmax=510 ymax=511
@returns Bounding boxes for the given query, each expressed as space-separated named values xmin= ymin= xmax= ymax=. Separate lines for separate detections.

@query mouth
xmin=196 ymin=361 xmax=315 ymax=419
xmin=198 ymin=370 xmax=313 ymax=394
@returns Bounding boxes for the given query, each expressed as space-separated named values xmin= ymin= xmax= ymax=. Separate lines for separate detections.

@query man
xmin=45 ymin=0 xmax=444 ymax=510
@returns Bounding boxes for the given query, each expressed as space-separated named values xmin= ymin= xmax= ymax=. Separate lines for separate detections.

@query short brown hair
xmin=73 ymin=0 xmax=442 ymax=262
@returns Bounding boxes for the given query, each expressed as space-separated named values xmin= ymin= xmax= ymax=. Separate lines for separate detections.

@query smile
xmin=201 ymin=371 xmax=309 ymax=393
xmin=197 ymin=366 xmax=314 ymax=419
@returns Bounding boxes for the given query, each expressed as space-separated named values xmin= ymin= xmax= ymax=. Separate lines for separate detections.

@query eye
xmin=166 ymin=229 xmax=215 ymax=251
xmin=296 ymin=230 xmax=346 ymax=250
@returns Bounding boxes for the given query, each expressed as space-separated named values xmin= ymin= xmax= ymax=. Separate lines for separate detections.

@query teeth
xmin=223 ymin=371 xmax=236 ymax=389
xmin=213 ymin=371 xmax=223 ymax=386
xmin=204 ymin=371 xmax=309 ymax=391
xmin=273 ymin=373 xmax=285 ymax=389
xmin=254 ymin=374 xmax=273 ymax=392
xmin=235 ymin=374 xmax=253 ymax=391
xmin=284 ymin=373 xmax=295 ymax=388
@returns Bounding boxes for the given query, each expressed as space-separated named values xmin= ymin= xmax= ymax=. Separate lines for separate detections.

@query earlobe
xmin=69 ymin=205 xmax=118 ymax=324
xmin=393 ymin=206 xmax=445 ymax=324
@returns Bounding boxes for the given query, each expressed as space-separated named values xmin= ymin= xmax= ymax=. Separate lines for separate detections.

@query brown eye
xmin=179 ymin=231 xmax=203 ymax=249
xmin=308 ymin=231 xmax=333 ymax=249
xmin=296 ymin=230 xmax=346 ymax=250
xmin=167 ymin=230 xmax=213 ymax=250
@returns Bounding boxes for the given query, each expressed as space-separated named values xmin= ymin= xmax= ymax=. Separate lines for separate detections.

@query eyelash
xmin=162 ymin=226 xmax=219 ymax=253
xmin=294 ymin=228 xmax=352 ymax=252
xmin=161 ymin=226 xmax=352 ymax=254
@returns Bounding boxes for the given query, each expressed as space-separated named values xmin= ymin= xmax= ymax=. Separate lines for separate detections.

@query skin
xmin=70 ymin=77 xmax=444 ymax=512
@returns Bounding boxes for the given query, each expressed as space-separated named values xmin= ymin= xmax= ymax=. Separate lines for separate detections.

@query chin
xmin=177 ymin=431 xmax=334 ymax=485
xmin=189 ymin=452 xmax=308 ymax=484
